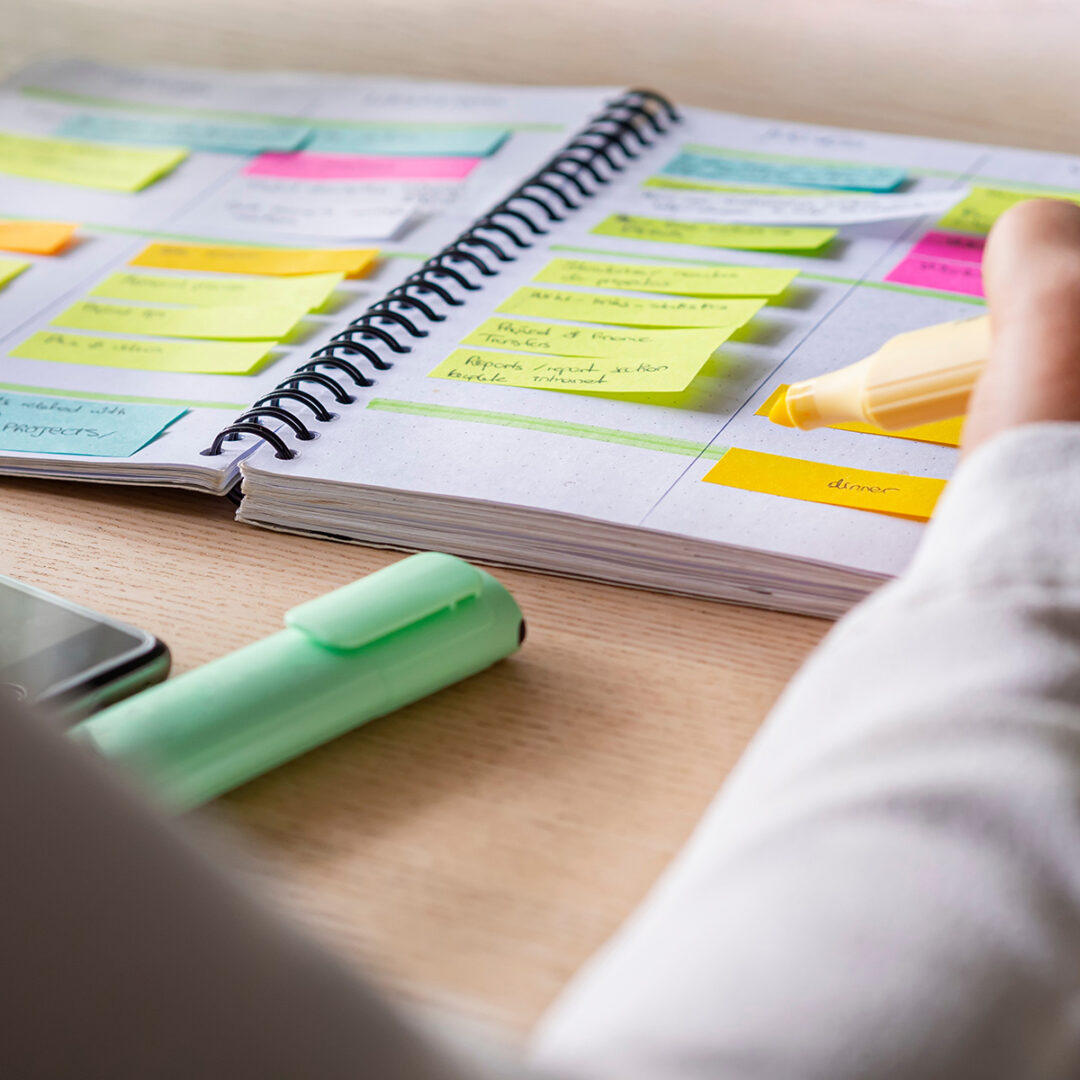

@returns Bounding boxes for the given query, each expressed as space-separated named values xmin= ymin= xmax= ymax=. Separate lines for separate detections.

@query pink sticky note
xmin=244 ymin=152 xmax=481 ymax=181
xmin=909 ymin=230 xmax=986 ymax=265
xmin=885 ymin=254 xmax=985 ymax=298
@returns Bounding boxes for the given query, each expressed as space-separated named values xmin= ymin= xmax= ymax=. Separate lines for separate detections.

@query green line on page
xmin=0 ymin=381 xmax=245 ymax=410
xmin=546 ymin=244 xmax=986 ymax=306
xmin=18 ymin=87 xmax=563 ymax=133
xmin=367 ymin=397 xmax=729 ymax=458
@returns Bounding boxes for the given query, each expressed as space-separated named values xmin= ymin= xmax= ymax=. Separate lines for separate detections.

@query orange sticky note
xmin=757 ymin=385 xmax=964 ymax=447
xmin=130 ymin=242 xmax=378 ymax=278
xmin=0 ymin=220 xmax=78 ymax=255
xmin=703 ymin=447 xmax=946 ymax=520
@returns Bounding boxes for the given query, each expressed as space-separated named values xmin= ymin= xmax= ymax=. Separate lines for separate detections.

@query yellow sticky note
xmin=592 ymin=214 xmax=837 ymax=252
xmin=430 ymin=347 xmax=712 ymax=393
xmin=10 ymin=332 xmax=273 ymax=375
xmin=535 ymin=258 xmax=798 ymax=298
xmin=0 ymin=132 xmax=186 ymax=192
xmin=51 ymin=300 xmax=302 ymax=341
xmin=461 ymin=318 xmax=734 ymax=361
xmin=0 ymin=220 xmax=78 ymax=255
xmin=130 ymin=242 xmax=378 ymax=278
xmin=703 ymin=447 xmax=945 ymax=520
xmin=496 ymin=286 xmax=765 ymax=329
xmin=0 ymin=257 xmax=31 ymax=288
xmin=90 ymin=270 xmax=343 ymax=311
xmin=937 ymin=185 xmax=1080 ymax=235
xmin=757 ymin=385 xmax=964 ymax=447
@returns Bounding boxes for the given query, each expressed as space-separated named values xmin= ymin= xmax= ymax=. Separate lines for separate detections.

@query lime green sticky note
xmin=0 ymin=131 xmax=187 ymax=192
xmin=496 ymin=286 xmax=765 ymax=329
xmin=51 ymin=300 xmax=302 ymax=341
xmin=461 ymin=317 xmax=735 ymax=362
xmin=430 ymin=346 xmax=715 ymax=394
xmin=89 ymin=270 xmax=344 ymax=312
xmin=592 ymin=214 xmax=836 ymax=252
xmin=937 ymin=185 xmax=1080 ymax=235
xmin=0 ymin=257 xmax=31 ymax=288
xmin=535 ymin=258 xmax=798 ymax=298
xmin=10 ymin=332 xmax=273 ymax=374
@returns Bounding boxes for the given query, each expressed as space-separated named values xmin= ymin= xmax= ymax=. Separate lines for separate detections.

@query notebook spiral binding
xmin=203 ymin=88 xmax=680 ymax=496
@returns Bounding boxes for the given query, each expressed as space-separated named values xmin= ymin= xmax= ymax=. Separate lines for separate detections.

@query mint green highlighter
xmin=71 ymin=553 xmax=524 ymax=810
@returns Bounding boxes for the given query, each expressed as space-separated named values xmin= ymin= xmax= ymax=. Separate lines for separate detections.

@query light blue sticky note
xmin=306 ymin=125 xmax=510 ymax=156
xmin=0 ymin=390 xmax=187 ymax=457
xmin=55 ymin=113 xmax=313 ymax=155
xmin=660 ymin=151 xmax=907 ymax=192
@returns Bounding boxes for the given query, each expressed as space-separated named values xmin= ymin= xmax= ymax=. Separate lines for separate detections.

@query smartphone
xmin=0 ymin=574 xmax=169 ymax=721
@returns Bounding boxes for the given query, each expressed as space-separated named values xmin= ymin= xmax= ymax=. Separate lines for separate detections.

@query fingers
xmin=964 ymin=199 xmax=1080 ymax=454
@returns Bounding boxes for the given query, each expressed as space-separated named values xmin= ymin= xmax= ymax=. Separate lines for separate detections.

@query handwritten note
xmin=461 ymin=318 xmax=733 ymax=362
xmin=430 ymin=347 xmax=713 ymax=393
xmin=937 ymin=185 xmax=1080 ymax=235
xmin=592 ymin=215 xmax=836 ymax=252
xmin=0 ymin=258 xmax=31 ymax=288
xmin=11 ymin=332 xmax=273 ymax=374
xmin=497 ymin=286 xmax=764 ymax=329
xmin=306 ymin=126 xmax=509 ymax=156
xmin=244 ymin=153 xmax=481 ymax=181
xmin=757 ymin=385 xmax=964 ymax=447
xmin=534 ymin=258 xmax=798 ymax=297
xmin=909 ymin=230 xmax=985 ymax=264
xmin=0 ymin=131 xmax=186 ymax=191
xmin=51 ymin=301 xmax=302 ymax=341
xmin=660 ymin=150 xmax=907 ymax=192
xmin=130 ymin=242 xmax=377 ymax=278
xmin=702 ymin=448 xmax=945 ymax=520
xmin=0 ymin=390 xmax=186 ymax=457
xmin=633 ymin=187 xmax=966 ymax=225
xmin=90 ymin=270 xmax=343 ymax=311
xmin=885 ymin=254 xmax=984 ymax=298
xmin=56 ymin=114 xmax=313 ymax=154
xmin=0 ymin=221 xmax=78 ymax=255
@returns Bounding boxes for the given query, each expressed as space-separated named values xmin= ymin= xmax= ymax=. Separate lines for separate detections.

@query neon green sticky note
xmin=496 ymin=286 xmax=765 ymax=329
xmin=10 ymin=332 xmax=273 ymax=374
xmin=937 ymin=185 xmax=1080 ymax=235
xmin=592 ymin=214 xmax=837 ymax=252
xmin=535 ymin=258 xmax=798 ymax=298
xmin=0 ymin=389 xmax=187 ymax=457
xmin=0 ymin=131 xmax=187 ymax=192
xmin=430 ymin=346 xmax=714 ymax=393
xmin=51 ymin=300 xmax=302 ymax=341
xmin=89 ymin=270 xmax=343 ymax=311
xmin=0 ymin=257 xmax=31 ymax=288
xmin=461 ymin=318 xmax=734 ymax=362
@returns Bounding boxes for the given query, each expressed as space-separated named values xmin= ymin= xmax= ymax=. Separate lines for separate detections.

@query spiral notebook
xmin=1 ymin=59 xmax=1070 ymax=616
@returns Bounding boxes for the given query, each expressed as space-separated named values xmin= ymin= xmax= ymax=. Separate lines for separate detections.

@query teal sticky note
xmin=306 ymin=125 xmax=510 ymax=156
xmin=660 ymin=151 xmax=906 ymax=192
xmin=55 ymin=114 xmax=313 ymax=155
xmin=0 ymin=390 xmax=187 ymax=457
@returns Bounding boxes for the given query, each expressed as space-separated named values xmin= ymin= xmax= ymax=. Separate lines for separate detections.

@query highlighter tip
xmin=767 ymin=391 xmax=795 ymax=427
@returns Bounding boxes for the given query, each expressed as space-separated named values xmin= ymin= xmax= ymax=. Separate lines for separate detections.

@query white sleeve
xmin=531 ymin=423 xmax=1080 ymax=1080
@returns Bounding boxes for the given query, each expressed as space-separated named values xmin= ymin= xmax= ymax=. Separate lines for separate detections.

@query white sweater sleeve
xmin=530 ymin=423 xmax=1080 ymax=1080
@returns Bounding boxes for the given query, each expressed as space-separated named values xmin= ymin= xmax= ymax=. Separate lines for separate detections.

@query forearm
xmin=533 ymin=423 xmax=1080 ymax=1080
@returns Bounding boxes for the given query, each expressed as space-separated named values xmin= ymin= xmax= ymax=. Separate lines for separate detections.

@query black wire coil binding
xmin=203 ymin=87 xmax=680 ymax=467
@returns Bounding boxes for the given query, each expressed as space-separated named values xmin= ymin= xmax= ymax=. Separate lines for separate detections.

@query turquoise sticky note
xmin=0 ymin=390 xmax=187 ymax=457
xmin=305 ymin=125 xmax=510 ymax=156
xmin=660 ymin=150 xmax=906 ymax=192
xmin=55 ymin=114 xmax=313 ymax=155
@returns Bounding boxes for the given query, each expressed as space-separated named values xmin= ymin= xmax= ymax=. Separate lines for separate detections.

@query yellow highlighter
xmin=769 ymin=315 xmax=990 ymax=431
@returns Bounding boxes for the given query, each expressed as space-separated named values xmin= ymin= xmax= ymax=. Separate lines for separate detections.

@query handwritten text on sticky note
xmin=592 ymin=215 xmax=836 ymax=252
xmin=130 ymin=242 xmax=377 ymax=278
xmin=885 ymin=255 xmax=984 ymax=298
xmin=244 ymin=153 xmax=481 ymax=181
xmin=306 ymin=126 xmax=508 ymax=156
xmin=51 ymin=301 xmax=302 ymax=341
xmin=909 ymin=230 xmax=985 ymax=265
xmin=90 ymin=270 xmax=343 ymax=311
xmin=702 ymin=447 xmax=945 ymax=520
xmin=10 ymin=332 xmax=273 ymax=374
xmin=55 ymin=114 xmax=313 ymax=155
xmin=0 ymin=390 xmax=187 ymax=457
xmin=430 ymin=347 xmax=712 ymax=393
xmin=660 ymin=150 xmax=906 ymax=192
xmin=937 ymin=186 xmax=1080 ymax=235
xmin=534 ymin=258 xmax=798 ymax=297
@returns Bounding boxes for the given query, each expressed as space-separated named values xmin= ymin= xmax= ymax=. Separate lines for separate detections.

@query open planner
xmin=0 ymin=59 xmax=1073 ymax=616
